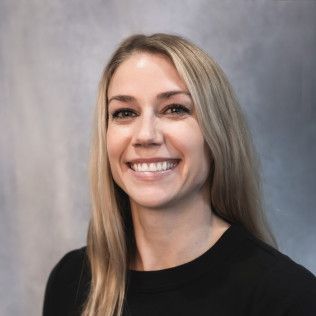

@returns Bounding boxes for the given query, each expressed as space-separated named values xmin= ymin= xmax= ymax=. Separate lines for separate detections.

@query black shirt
xmin=43 ymin=224 xmax=316 ymax=315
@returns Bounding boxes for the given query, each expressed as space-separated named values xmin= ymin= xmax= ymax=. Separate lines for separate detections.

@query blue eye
xmin=111 ymin=108 xmax=137 ymax=120
xmin=164 ymin=104 xmax=191 ymax=115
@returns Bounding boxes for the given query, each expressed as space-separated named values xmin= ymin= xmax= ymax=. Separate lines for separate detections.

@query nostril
xmin=133 ymin=141 xmax=161 ymax=148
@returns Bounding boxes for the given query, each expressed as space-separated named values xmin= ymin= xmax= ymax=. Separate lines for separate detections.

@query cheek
xmin=106 ymin=126 xmax=131 ymax=192
xmin=169 ymin=120 xmax=206 ymax=156
xmin=106 ymin=128 xmax=117 ymax=165
xmin=106 ymin=125 xmax=130 ymax=173
xmin=171 ymin=122 xmax=210 ymax=176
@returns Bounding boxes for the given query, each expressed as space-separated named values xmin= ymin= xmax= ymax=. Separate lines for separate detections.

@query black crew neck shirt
xmin=43 ymin=224 xmax=316 ymax=315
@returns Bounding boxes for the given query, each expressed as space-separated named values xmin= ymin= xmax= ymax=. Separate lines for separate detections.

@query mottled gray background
xmin=1 ymin=0 xmax=315 ymax=315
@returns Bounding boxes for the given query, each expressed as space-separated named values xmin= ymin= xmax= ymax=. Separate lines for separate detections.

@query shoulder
xmin=49 ymin=247 xmax=88 ymax=280
xmin=235 ymin=226 xmax=316 ymax=315
xmin=43 ymin=247 xmax=90 ymax=316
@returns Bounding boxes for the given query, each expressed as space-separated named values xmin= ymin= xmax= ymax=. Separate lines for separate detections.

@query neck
xmin=129 ymin=195 xmax=230 ymax=271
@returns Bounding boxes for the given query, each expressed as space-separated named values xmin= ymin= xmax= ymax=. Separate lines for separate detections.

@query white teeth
xmin=162 ymin=161 xmax=167 ymax=170
xmin=141 ymin=163 xmax=148 ymax=171
xmin=131 ymin=161 xmax=178 ymax=172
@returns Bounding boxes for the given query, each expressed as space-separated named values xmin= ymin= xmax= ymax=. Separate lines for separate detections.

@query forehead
xmin=107 ymin=52 xmax=188 ymax=97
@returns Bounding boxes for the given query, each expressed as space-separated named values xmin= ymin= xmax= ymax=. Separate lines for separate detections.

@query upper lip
xmin=127 ymin=158 xmax=180 ymax=164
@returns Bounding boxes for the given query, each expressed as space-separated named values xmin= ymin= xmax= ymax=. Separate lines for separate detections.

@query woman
xmin=43 ymin=33 xmax=316 ymax=316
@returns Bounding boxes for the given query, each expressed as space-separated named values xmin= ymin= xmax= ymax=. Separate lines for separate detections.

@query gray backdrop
xmin=1 ymin=0 xmax=315 ymax=315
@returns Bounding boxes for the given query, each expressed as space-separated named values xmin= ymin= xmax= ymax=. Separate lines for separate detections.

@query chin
xmin=130 ymin=195 xmax=176 ymax=210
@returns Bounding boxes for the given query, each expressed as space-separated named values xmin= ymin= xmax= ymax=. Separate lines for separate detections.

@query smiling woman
xmin=43 ymin=34 xmax=316 ymax=316
xmin=107 ymin=53 xmax=211 ymax=212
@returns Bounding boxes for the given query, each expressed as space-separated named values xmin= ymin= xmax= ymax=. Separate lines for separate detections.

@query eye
xmin=111 ymin=108 xmax=137 ymax=120
xmin=164 ymin=104 xmax=191 ymax=116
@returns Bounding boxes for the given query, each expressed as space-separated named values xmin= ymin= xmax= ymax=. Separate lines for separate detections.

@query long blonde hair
xmin=82 ymin=33 xmax=276 ymax=316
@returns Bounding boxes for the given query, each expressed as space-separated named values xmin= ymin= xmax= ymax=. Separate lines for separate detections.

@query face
xmin=106 ymin=52 xmax=211 ymax=210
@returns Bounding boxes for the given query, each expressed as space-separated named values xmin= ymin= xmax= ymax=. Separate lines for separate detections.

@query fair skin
xmin=107 ymin=52 xmax=230 ymax=271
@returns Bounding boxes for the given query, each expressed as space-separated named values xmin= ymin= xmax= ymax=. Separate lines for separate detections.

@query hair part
xmin=82 ymin=33 xmax=276 ymax=316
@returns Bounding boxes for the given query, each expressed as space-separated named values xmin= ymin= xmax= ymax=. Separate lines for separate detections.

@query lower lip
xmin=126 ymin=163 xmax=179 ymax=181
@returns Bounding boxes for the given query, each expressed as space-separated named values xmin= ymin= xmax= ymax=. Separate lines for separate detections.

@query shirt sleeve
xmin=42 ymin=248 xmax=88 ymax=316
xmin=249 ymin=259 xmax=316 ymax=316
xmin=285 ymin=283 xmax=316 ymax=316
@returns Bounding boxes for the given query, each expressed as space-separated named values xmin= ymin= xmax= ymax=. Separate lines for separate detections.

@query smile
xmin=128 ymin=159 xmax=180 ymax=172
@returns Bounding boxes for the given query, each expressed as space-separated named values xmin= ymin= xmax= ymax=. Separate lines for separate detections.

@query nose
xmin=132 ymin=112 xmax=163 ymax=147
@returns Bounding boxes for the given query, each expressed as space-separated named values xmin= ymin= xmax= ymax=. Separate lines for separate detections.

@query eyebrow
xmin=108 ymin=90 xmax=191 ymax=104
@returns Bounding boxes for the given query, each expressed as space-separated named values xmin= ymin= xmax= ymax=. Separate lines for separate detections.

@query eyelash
xmin=110 ymin=104 xmax=191 ymax=120
xmin=164 ymin=104 xmax=191 ymax=115
xmin=111 ymin=108 xmax=136 ymax=120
